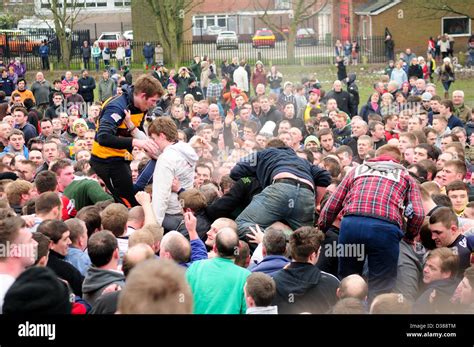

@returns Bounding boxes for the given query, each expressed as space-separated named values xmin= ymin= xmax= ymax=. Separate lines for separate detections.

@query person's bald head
xmin=337 ymin=274 xmax=368 ymax=300
xmin=214 ymin=227 xmax=239 ymax=258
xmin=128 ymin=206 xmax=144 ymax=222
xmin=128 ymin=206 xmax=145 ymax=228
xmin=268 ymin=221 xmax=292 ymax=232
xmin=122 ymin=243 xmax=155 ymax=277
xmin=159 ymin=231 xmax=191 ymax=263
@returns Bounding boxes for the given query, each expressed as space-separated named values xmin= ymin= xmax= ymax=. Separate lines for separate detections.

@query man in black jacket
xmin=38 ymin=220 xmax=84 ymax=297
xmin=272 ymin=226 xmax=340 ymax=314
xmin=81 ymin=41 xmax=92 ymax=70
xmin=413 ymin=247 xmax=460 ymax=313
xmin=259 ymin=95 xmax=282 ymax=125
xmin=78 ymin=69 xmax=96 ymax=103
xmin=325 ymin=80 xmax=354 ymax=117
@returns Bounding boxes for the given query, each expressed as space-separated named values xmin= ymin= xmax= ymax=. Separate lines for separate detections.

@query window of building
xmin=362 ymin=19 xmax=368 ymax=39
xmin=85 ymin=0 xmax=96 ymax=7
xmin=40 ymin=0 xmax=53 ymax=8
xmin=442 ymin=17 xmax=471 ymax=36
xmin=194 ymin=16 xmax=204 ymax=28
xmin=114 ymin=0 xmax=131 ymax=6
xmin=217 ymin=16 xmax=227 ymax=28
xmin=275 ymin=0 xmax=290 ymax=10
xmin=206 ymin=17 xmax=216 ymax=27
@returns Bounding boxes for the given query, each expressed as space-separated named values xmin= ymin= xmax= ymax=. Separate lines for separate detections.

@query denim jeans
xmin=468 ymin=52 xmax=474 ymax=67
xmin=442 ymin=81 xmax=452 ymax=92
xmin=236 ymin=182 xmax=315 ymax=240
xmin=338 ymin=215 xmax=403 ymax=301
xmin=145 ymin=57 xmax=153 ymax=67
xmin=270 ymin=88 xmax=280 ymax=96
xmin=94 ymin=57 xmax=100 ymax=72
xmin=83 ymin=57 xmax=90 ymax=70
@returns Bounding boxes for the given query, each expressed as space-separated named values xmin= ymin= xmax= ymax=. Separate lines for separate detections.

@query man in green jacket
xmin=63 ymin=167 xmax=113 ymax=211
xmin=186 ymin=227 xmax=250 ymax=314
xmin=98 ymin=70 xmax=116 ymax=102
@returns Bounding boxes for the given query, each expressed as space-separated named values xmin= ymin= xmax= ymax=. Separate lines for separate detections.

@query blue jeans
xmin=442 ymin=81 xmax=452 ymax=92
xmin=468 ymin=52 xmax=474 ymax=67
xmin=338 ymin=215 xmax=403 ymax=301
xmin=270 ymin=88 xmax=280 ymax=96
xmin=236 ymin=182 xmax=315 ymax=240
xmin=145 ymin=57 xmax=153 ymax=67
xmin=94 ymin=57 xmax=100 ymax=72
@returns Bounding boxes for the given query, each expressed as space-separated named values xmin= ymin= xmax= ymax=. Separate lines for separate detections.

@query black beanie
xmin=3 ymin=267 xmax=72 ymax=314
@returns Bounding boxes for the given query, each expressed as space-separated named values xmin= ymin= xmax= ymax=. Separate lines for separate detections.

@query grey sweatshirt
xmin=152 ymin=141 xmax=198 ymax=225
xmin=82 ymin=267 xmax=125 ymax=306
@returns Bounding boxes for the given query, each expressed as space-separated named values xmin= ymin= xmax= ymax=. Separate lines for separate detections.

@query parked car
xmin=252 ymin=29 xmax=276 ymax=48
xmin=295 ymin=28 xmax=317 ymax=46
xmin=0 ymin=30 xmax=44 ymax=56
xmin=96 ymin=32 xmax=128 ymax=51
xmin=206 ymin=26 xmax=225 ymax=36
xmin=123 ymin=30 xmax=133 ymax=41
xmin=216 ymin=31 xmax=238 ymax=50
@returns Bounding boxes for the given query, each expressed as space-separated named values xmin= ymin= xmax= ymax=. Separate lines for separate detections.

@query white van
xmin=17 ymin=18 xmax=71 ymax=34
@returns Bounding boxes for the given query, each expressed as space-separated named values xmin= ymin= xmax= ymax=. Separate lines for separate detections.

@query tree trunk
xmin=287 ymin=26 xmax=297 ymax=64
xmin=59 ymin=36 xmax=71 ymax=69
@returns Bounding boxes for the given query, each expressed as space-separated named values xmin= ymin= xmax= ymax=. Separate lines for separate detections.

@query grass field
xmin=277 ymin=64 xmax=474 ymax=108
xmin=25 ymin=63 xmax=474 ymax=108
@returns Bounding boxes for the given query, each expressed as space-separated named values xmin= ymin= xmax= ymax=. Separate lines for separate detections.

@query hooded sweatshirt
xmin=82 ymin=267 xmax=125 ymax=306
xmin=272 ymin=262 xmax=340 ymax=314
xmin=152 ymin=141 xmax=198 ymax=224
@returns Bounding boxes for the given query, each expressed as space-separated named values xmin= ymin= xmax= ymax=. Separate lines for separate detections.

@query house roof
xmin=354 ymin=0 xmax=401 ymax=16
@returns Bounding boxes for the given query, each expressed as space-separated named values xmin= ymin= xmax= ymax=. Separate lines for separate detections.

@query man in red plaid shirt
xmin=318 ymin=144 xmax=425 ymax=300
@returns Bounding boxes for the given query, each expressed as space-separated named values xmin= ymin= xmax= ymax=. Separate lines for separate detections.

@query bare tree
xmin=255 ymin=0 xmax=329 ymax=62
xmin=40 ymin=0 xmax=85 ymax=68
xmin=413 ymin=0 xmax=473 ymax=20
xmin=147 ymin=0 xmax=203 ymax=68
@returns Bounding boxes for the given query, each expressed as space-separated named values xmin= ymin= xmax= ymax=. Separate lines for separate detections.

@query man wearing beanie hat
xmin=304 ymin=135 xmax=320 ymax=150
xmin=72 ymin=118 xmax=88 ymax=139
xmin=183 ymin=78 xmax=204 ymax=102
xmin=3 ymin=267 xmax=72 ymax=314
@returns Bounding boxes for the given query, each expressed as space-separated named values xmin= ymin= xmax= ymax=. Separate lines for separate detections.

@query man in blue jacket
xmin=249 ymin=227 xmax=290 ymax=275
xmin=142 ymin=43 xmax=154 ymax=70
xmin=230 ymin=138 xmax=331 ymax=242
xmin=39 ymin=40 xmax=50 ymax=71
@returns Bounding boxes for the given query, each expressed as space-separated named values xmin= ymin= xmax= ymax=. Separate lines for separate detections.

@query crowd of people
xmin=1 ymin=35 xmax=474 ymax=315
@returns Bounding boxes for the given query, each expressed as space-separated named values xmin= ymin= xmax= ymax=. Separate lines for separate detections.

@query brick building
xmin=355 ymin=0 xmax=474 ymax=56
xmin=133 ymin=0 xmax=334 ymax=42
